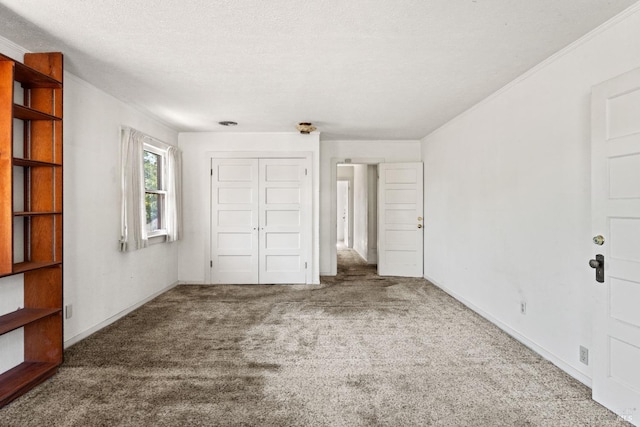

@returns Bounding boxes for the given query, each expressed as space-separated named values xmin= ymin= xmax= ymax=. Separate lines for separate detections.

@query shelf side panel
xmin=24 ymin=267 xmax=62 ymax=363
xmin=25 ymin=53 xmax=62 ymax=164
xmin=55 ymin=165 xmax=62 ymax=263
xmin=24 ymin=266 xmax=62 ymax=309
xmin=0 ymin=62 xmax=14 ymax=275
xmin=23 ymin=53 xmax=63 ymax=83
xmin=24 ymin=313 xmax=62 ymax=364
xmin=30 ymin=166 xmax=55 ymax=211
xmin=30 ymin=215 xmax=54 ymax=264
xmin=29 ymin=121 xmax=54 ymax=162
xmin=29 ymin=164 xmax=55 ymax=263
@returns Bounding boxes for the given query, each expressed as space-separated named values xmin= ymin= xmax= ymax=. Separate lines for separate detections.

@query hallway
xmin=335 ymin=244 xmax=379 ymax=280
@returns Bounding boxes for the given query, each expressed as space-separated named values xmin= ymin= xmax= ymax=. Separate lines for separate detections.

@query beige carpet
xmin=0 ymin=249 xmax=628 ymax=426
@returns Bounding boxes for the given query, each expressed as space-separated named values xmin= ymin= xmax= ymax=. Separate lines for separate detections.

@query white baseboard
xmin=64 ymin=281 xmax=179 ymax=349
xmin=424 ymin=274 xmax=592 ymax=388
xmin=178 ymin=281 xmax=207 ymax=285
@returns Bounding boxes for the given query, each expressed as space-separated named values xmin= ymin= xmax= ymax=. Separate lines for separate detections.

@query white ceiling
xmin=0 ymin=0 xmax=637 ymax=140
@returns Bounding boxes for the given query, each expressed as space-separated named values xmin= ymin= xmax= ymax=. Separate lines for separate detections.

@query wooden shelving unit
xmin=0 ymin=52 xmax=63 ymax=407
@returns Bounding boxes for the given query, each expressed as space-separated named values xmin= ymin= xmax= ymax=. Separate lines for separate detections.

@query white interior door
xmin=211 ymin=159 xmax=259 ymax=284
xmin=259 ymin=158 xmax=310 ymax=284
xmin=377 ymin=162 xmax=423 ymax=277
xmin=592 ymin=67 xmax=640 ymax=426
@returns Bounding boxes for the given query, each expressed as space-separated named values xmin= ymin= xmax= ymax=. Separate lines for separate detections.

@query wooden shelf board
xmin=13 ymin=158 xmax=62 ymax=168
xmin=0 ymin=308 xmax=60 ymax=335
xmin=0 ymin=362 xmax=58 ymax=407
xmin=0 ymin=53 xmax=62 ymax=89
xmin=13 ymin=104 xmax=61 ymax=121
xmin=5 ymin=261 xmax=62 ymax=276
xmin=14 ymin=212 xmax=62 ymax=217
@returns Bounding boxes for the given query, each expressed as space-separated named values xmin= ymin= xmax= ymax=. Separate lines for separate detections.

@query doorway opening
xmin=335 ymin=163 xmax=379 ymax=272
xmin=330 ymin=158 xmax=424 ymax=278
xmin=336 ymin=180 xmax=350 ymax=248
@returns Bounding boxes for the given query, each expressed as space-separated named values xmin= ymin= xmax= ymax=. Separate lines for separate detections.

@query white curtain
xmin=165 ymin=145 xmax=182 ymax=242
xmin=119 ymin=127 xmax=148 ymax=251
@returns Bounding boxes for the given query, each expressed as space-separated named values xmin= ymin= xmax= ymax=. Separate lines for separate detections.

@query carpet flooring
xmin=0 ymin=249 xmax=628 ymax=426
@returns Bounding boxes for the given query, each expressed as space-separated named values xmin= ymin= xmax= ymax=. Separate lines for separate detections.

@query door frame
xmin=329 ymin=157 xmax=384 ymax=276
xmin=207 ymin=151 xmax=314 ymax=284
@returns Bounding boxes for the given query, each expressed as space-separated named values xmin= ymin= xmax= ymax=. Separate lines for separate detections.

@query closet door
xmin=211 ymin=159 xmax=259 ymax=284
xmin=259 ymin=159 xmax=309 ymax=284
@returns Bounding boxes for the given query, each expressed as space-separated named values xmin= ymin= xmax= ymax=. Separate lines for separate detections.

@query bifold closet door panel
xmin=210 ymin=159 xmax=259 ymax=284
xmin=258 ymin=158 xmax=308 ymax=284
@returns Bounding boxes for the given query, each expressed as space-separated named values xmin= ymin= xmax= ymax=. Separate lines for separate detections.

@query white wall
xmin=321 ymin=140 xmax=421 ymax=275
xmin=178 ymin=132 xmax=321 ymax=284
xmin=353 ymin=164 xmax=368 ymax=260
xmin=421 ymin=5 xmax=640 ymax=385
xmin=0 ymin=36 xmax=180 ymax=365
xmin=63 ymin=74 xmax=179 ymax=346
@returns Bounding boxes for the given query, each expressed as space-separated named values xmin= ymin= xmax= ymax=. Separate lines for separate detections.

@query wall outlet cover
xmin=579 ymin=346 xmax=589 ymax=365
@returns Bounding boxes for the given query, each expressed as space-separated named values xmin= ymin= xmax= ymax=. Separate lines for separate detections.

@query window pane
xmin=144 ymin=151 xmax=161 ymax=190
xmin=145 ymin=193 xmax=161 ymax=232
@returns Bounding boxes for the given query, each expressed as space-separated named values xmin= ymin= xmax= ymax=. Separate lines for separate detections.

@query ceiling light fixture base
xmin=296 ymin=122 xmax=317 ymax=134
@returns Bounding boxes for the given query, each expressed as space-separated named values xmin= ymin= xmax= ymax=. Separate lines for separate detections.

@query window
xmin=143 ymin=144 xmax=167 ymax=236
xmin=120 ymin=126 xmax=181 ymax=252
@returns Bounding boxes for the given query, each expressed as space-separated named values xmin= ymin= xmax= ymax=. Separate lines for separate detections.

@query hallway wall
xmin=353 ymin=164 xmax=368 ymax=260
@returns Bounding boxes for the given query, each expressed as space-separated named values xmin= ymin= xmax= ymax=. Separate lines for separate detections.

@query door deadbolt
xmin=593 ymin=235 xmax=605 ymax=245
xmin=418 ymin=217 xmax=423 ymax=221
xmin=589 ymin=254 xmax=604 ymax=283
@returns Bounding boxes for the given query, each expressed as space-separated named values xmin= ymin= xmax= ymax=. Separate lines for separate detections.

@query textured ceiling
xmin=0 ymin=0 xmax=637 ymax=140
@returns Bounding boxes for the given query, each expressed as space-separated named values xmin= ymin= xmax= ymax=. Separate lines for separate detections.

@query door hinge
xmin=305 ymin=262 xmax=307 ymax=269
xmin=211 ymin=168 xmax=213 ymax=176
xmin=210 ymin=260 xmax=213 ymax=268
xmin=305 ymin=168 xmax=308 ymax=176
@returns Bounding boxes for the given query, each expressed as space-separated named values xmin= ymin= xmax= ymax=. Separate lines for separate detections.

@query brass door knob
xmin=417 ymin=224 xmax=423 ymax=229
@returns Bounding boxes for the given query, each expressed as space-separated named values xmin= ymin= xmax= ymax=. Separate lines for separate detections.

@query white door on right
xmin=258 ymin=158 xmax=310 ymax=284
xmin=592 ymin=67 xmax=640 ymax=426
xmin=377 ymin=162 xmax=423 ymax=277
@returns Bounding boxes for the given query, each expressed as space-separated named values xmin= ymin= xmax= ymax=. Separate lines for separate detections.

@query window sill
xmin=148 ymin=233 xmax=167 ymax=245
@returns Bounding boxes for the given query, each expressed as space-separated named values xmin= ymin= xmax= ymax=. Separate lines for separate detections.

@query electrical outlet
xmin=520 ymin=301 xmax=526 ymax=314
xmin=65 ymin=304 xmax=73 ymax=319
xmin=579 ymin=346 xmax=589 ymax=365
